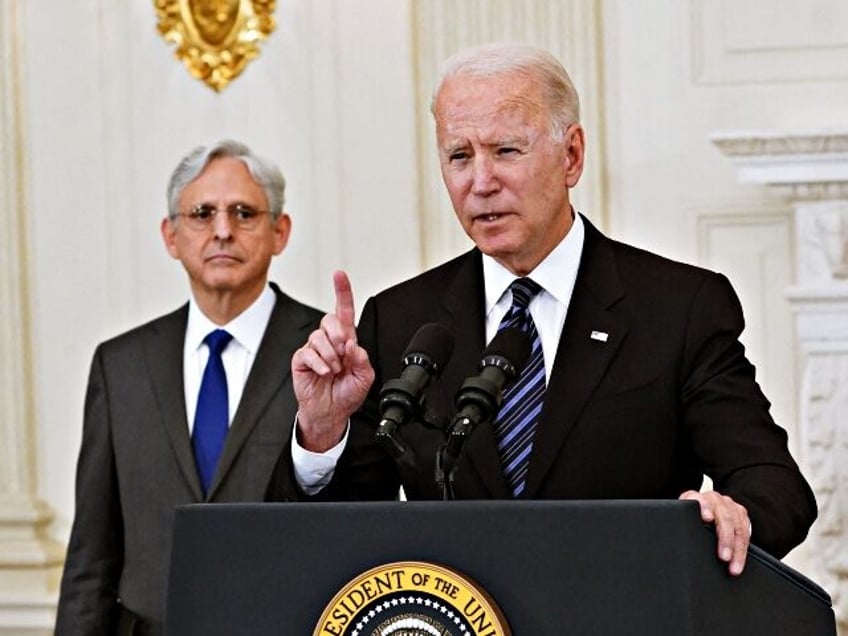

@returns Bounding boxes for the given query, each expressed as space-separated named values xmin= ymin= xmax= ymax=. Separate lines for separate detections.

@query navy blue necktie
xmin=493 ymin=278 xmax=545 ymax=497
xmin=192 ymin=329 xmax=233 ymax=496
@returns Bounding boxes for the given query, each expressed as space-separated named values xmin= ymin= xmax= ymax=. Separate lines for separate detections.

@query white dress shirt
xmin=483 ymin=211 xmax=585 ymax=381
xmin=183 ymin=284 xmax=276 ymax=431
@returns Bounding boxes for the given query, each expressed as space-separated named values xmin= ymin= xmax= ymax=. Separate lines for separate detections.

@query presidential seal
xmin=314 ymin=561 xmax=511 ymax=636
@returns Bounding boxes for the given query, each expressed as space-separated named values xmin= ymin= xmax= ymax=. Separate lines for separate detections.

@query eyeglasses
xmin=173 ymin=203 xmax=270 ymax=231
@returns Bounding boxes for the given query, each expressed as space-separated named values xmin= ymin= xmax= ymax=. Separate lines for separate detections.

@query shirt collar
xmin=186 ymin=284 xmax=276 ymax=354
xmin=483 ymin=211 xmax=585 ymax=314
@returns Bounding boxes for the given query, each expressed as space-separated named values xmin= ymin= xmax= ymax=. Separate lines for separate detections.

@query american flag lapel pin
xmin=590 ymin=330 xmax=609 ymax=342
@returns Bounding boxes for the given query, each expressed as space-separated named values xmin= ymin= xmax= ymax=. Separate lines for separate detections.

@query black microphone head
xmin=402 ymin=323 xmax=455 ymax=378
xmin=482 ymin=327 xmax=532 ymax=378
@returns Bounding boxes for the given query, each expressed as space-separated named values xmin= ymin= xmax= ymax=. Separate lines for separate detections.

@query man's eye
xmin=449 ymin=152 xmax=468 ymax=163
xmin=191 ymin=207 xmax=214 ymax=220
xmin=233 ymin=206 xmax=258 ymax=220
xmin=498 ymin=147 xmax=519 ymax=156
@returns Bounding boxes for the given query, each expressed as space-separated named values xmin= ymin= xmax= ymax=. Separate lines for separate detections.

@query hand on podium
xmin=680 ymin=489 xmax=751 ymax=576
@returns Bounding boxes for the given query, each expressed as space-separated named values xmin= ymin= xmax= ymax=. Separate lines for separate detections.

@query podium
xmin=165 ymin=500 xmax=835 ymax=635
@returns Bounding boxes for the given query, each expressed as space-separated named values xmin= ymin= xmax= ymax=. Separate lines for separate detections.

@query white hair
xmin=431 ymin=43 xmax=581 ymax=141
xmin=166 ymin=139 xmax=285 ymax=218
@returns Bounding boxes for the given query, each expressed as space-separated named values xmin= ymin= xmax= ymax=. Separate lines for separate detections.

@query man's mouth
xmin=206 ymin=253 xmax=240 ymax=263
xmin=475 ymin=212 xmax=509 ymax=223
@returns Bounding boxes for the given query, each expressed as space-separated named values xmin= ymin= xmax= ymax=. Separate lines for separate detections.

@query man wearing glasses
xmin=55 ymin=140 xmax=323 ymax=635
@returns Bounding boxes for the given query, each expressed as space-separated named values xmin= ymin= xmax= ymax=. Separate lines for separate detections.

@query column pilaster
xmin=714 ymin=131 xmax=848 ymax=631
xmin=0 ymin=1 xmax=65 ymax=633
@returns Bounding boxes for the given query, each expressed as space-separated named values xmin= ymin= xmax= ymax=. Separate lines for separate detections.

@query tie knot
xmin=204 ymin=329 xmax=233 ymax=356
xmin=509 ymin=278 xmax=542 ymax=311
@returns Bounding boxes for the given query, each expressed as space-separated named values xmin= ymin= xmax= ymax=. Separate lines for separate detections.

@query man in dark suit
xmin=55 ymin=140 xmax=323 ymax=635
xmin=283 ymin=44 xmax=816 ymax=573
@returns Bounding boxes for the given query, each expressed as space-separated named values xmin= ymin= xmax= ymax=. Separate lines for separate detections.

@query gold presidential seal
xmin=314 ymin=561 xmax=511 ymax=636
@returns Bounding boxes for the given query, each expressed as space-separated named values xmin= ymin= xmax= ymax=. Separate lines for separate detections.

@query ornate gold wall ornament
xmin=154 ymin=0 xmax=276 ymax=92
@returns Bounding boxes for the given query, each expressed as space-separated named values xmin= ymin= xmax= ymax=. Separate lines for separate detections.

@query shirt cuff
xmin=291 ymin=418 xmax=349 ymax=495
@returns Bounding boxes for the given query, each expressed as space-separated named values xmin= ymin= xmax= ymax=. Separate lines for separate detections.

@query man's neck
xmin=498 ymin=210 xmax=575 ymax=277
xmin=192 ymin=283 xmax=267 ymax=326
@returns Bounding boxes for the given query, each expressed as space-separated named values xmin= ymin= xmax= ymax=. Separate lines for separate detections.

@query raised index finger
xmin=333 ymin=270 xmax=356 ymax=328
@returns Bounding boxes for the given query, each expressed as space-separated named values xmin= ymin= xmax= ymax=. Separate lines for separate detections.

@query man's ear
xmin=564 ymin=124 xmax=586 ymax=189
xmin=272 ymin=212 xmax=292 ymax=255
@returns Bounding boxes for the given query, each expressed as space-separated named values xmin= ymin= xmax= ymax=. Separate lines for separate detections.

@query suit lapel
xmin=207 ymin=284 xmax=312 ymax=498
xmin=144 ymin=305 xmax=205 ymax=500
xmin=524 ymin=217 xmax=628 ymax=497
xmin=440 ymin=250 xmax=488 ymax=396
xmin=441 ymin=251 xmax=511 ymax=498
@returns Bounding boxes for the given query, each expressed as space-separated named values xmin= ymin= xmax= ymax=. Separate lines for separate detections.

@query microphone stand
xmin=436 ymin=416 xmax=473 ymax=500
xmin=379 ymin=406 xmax=449 ymax=487
xmin=376 ymin=418 xmax=419 ymax=473
xmin=436 ymin=376 xmax=499 ymax=501
xmin=435 ymin=453 xmax=454 ymax=501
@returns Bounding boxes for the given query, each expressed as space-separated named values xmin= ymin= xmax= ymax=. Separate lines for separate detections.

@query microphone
xmin=375 ymin=323 xmax=455 ymax=459
xmin=441 ymin=327 xmax=532 ymax=472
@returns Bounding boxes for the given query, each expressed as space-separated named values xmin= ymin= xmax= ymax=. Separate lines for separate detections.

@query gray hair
xmin=167 ymin=139 xmax=286 ymax=219
xmin=431 ymin=43 xmax=581 ymax=141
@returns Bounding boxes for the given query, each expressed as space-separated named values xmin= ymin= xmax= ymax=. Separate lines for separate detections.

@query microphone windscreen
xmin=484 ymin=327 xmax=532 ymax=370
xmin=403 ymin=322 xmax=455 ymax=369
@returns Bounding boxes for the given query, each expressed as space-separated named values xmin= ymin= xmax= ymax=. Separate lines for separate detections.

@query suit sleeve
xmin=55 ymin=346 xmax=124 ymax=635
xmin=680 ymin=273 xmax=817 ymax=557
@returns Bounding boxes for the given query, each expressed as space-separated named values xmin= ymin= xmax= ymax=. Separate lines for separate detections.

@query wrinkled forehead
xmin=434 ymin=74 xmax=550 ymax=141
xmin=178 ymin=157 xmax=268 ymax=206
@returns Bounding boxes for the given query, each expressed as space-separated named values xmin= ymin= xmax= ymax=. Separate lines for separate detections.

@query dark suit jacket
xmin=326 ymin=216 xmax=816 ymax=558
xmin=55 ymin=283 xmax=322 ymax=636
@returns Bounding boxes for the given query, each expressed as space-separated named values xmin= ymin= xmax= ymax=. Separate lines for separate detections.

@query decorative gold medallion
xmin=154 ymin=0 xmax=276 ymax=92
xmin=314 ymin=561 xmax=511 ymax=636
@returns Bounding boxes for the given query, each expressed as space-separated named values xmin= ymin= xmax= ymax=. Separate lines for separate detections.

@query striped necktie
xmin=493 ymin=278 xmax=545 ymax=497
xmin=192 ymin=329 xmax=233 ymax=496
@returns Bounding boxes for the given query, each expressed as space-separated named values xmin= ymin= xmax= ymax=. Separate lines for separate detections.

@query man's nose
xmin=471 ymin=157 xmax=499 ymax=196
xmin=212 ymin=209 xmax=234 ymax=239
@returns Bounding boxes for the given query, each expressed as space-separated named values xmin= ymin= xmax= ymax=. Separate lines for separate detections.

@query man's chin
xmin=197 ymin=275 xmax=242 ymax=293
xmin=475 ymin=239 xmax=518 ymax=261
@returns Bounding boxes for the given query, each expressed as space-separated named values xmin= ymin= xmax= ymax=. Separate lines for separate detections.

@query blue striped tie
xmin=493 ymin=278 xmax=545 ymax=497
xmin=192 ymin=329 xmax=233 ymax=496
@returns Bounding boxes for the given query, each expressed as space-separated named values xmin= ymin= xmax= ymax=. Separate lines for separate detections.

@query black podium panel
xmin=165 ymin=500 xmax=835 ymax=635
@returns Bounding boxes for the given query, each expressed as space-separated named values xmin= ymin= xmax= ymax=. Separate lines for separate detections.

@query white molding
xmin=691 ymin=0 xmax=848 ymax=85
xmin=731 ymin=156 xmax=848 ymax=187
xmin=787 ymin=292 xmax=848 ymax=342
xmin=0 ymin=2 xmax=64 ymax=631
xmin=0 ymin=599 xmax=56 ymax=636
xmin=0 ymin=0 xmax=38 ymax=503
xmin=711 ymin=132 xmax=848 ymax=189
xmin=797 ymin=350 xmax=848 ymax=629
xmin=711 ymin=131 xmax=848 ymax=156
xmin=786 ymin=286 xmax=848 ymax=303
